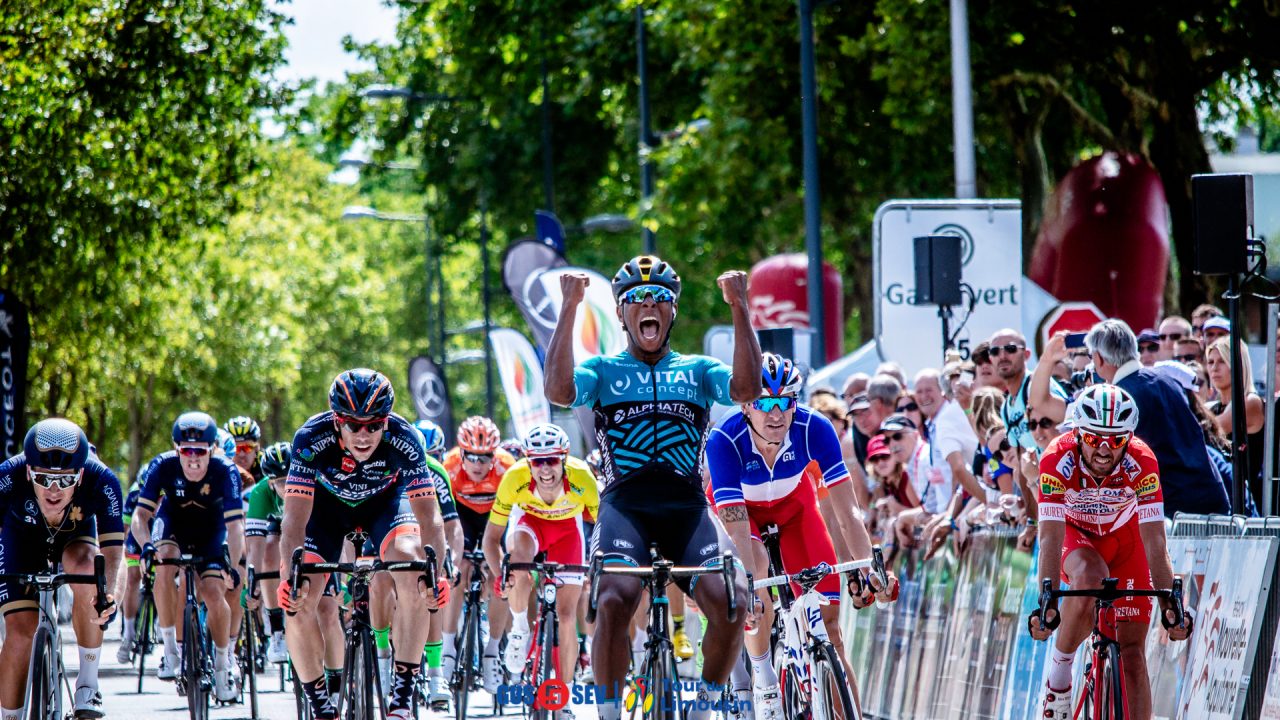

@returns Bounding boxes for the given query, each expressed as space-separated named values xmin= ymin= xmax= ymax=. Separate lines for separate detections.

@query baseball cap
xmin=1203 ymin=316 xmax=1231 ymax=334
xmin=847 ymin=393 xmax=871 ymax=411
xmin=879 ymin=414 xmax=917 ymax=433
xmin=867 ymin=435 xmax=891 ymax=460
xmin=1137 ymin=329 xmax=1160 ymax=345
xmin=1152 ymin=360 xmax=1199 ymax=394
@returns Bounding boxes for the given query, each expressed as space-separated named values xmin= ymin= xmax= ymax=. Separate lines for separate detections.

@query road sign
xmin=1039 ymin=302 xmax=1106 ymax=349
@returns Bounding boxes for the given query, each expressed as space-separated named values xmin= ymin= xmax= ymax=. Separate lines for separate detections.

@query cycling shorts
xmin=743 ymin=478 xmax=840 ymax=602
xmin=0 ymin=516 xmax=98 ymax=616
xmin=456 ymin=502 xmax=490 ymax=552
xmin=1061 ymin=519 xmax=1153 ymax=624
xmin=591 ymin=471 xmax=733 ymax=595
xmin=153 ymin=514 xmax=227 ymax=579
xmin=509 ymin=509 xmax=586 ymax=586
xmin=125 ymin=526 xmax=142 ymax=566
xmin=303 ymin=482 xmax=418 ymax=565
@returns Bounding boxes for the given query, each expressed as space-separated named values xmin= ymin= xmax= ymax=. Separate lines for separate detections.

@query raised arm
xmin=719 ymin=270 xmax=762 ymax=403
xmin=1029 ymin=333 xmax=1068 ymax=423
xmin=545 ymin=272 xmax=590 ymax=407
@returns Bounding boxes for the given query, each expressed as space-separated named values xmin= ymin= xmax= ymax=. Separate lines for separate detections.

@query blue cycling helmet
xmin=761 ymin=353 xmax=802 ymax=396
xmin=259 ymin=442 xmax=292 ymax=478
xmin=172 ymin=412 xmax=219 ymax=445
xmin=329 ymin=368 xmax=395 ymax=420
xmin=24 ymin=419 xmax=90 ymax=471
xmin=216 ymin=429 xmax=236 ymax=457
xmin=414 ymin=420 xmax=446 ymax=456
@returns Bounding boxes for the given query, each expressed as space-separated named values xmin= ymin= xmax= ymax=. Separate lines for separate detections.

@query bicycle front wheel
xmin=136 ymin=595 xmax=156 ymax=693
xmin=639 ymin=640 xmax=681 ymax=720
xmin=530 ymin=613 xmax=557 ymax=720
xmin=243 ymin=612 xmax=259 ymax=718
xmin=455 ymin=602 xmax=479 ymax=720
xmin=183 ymin=603 xmax=210 ymax=720
xmin=811 ymin=642 xmax=860 ymax=720
xmin=1100 ymin=642 xmax=1126 ymax=720
xmin=26 ymin=624 xmax=58 ymax=720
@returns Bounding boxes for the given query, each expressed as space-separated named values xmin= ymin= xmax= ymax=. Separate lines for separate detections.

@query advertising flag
xmin=407 ymin=356 xmax=453 ymax=439
xmin=488 ymin=327 xmax=552 ymax=440
xmin=0 ymin=290 xmax=30 ymax=458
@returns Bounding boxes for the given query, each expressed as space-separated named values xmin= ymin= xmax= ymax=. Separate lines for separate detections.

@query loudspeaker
xmin=1192 ymin=173 xmax=1253 ymax=276
xmin=913 ymin=235 xmax=963 ymax=306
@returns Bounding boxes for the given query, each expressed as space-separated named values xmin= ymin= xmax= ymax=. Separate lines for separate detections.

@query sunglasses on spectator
xmin=881 ymin=431 xmax=908 ymax=442
xmin=753 ymin=396 xmax=796 ymax=413
xmin=1158 ymin=333 xmax=1184 ymax=342
xmin=463 ymin=452 xmax=494 ymax=464
xmin=1139 ymin=343 xmax=1159 ymax=353
xmin=620 ymin=285 xmax=676 ymax=305
xmin=987 ymin=344 xmax=1023 ymax=357
xmin=529 ymin=456 xmax=564 ymax=467
xmin=896 ymin=402 xmax=919 ymax=413
xmin=1174 ymin=353 xmax=1199 ymax=363
xmin=989 ymin=438 xmax=1011 ymax=454
xmin=28 ymin=468 xmax=82 ymax=490
xmin=178 ymin=446 xmax=211 ymax=457
xmin=235 ymin=442 xmax=258 ymax=452
xmin=1027 ymin=417 xmax=1056 ymax=431
xmin=1078 ymin=430 xmax=1131 ymax=450
xmin=336 ymin=416 xmax=386 ymax=434
xmin=870 ymin=454 xmax=893 ymax=463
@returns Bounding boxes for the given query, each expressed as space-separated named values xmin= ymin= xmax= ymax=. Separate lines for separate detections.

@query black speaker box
xmin=913 ymin=235 xmax=963 ymax=306
xmin=1192 ymin=173 xmax=1253 ymax=276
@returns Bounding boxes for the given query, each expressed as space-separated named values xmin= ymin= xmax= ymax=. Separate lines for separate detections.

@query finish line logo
xmin=496 ymin=678 xmax=752 ymax=713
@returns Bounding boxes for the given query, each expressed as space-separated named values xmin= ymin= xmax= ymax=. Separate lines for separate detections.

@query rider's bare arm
xmin=823 ymin=481 xmax=874 ymax=560
xmin=720 ymin=271 xmax=762 ymax=404
xmin=409 ymin=494 xmax=448 ymax=565
xmin=545 ymin=273 xmax=587 ymax=407
xmin=280 ymin=491 xmax=314 ymax=580
xmin=716 ymin=504 xmax=759 ymax=582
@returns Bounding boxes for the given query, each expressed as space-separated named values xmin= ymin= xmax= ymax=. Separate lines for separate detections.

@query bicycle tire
xmin=244 ymin=611 xmax=259 ymax=719
xmin=136 ymin=595 xmax=155 ymax=693
xmin=812 ymin=641 xmax=860 ymax=720
xmin=637 ymin=640 xmax=681 ymax=720
xmin=455 ymin=603 xmax=479 ymax=720
xmin=183 ymin=603 xmax=210 ymax=720
xmin=1100 ymin=642 xmax=1126 ymax=720
xmin=776 ymin=655 xmax=805 ymax=720
xmin=531 ymin=611 xmax=557 ymax=720
xmin=342 ymin=632 xmax=375 ymax=720
xmin=26 ymin=624 xmax=56 ymax=720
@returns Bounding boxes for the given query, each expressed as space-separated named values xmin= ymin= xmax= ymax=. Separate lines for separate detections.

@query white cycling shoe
xmin=753 ymin=683 xmax=783 ymax=720
xmin=214 ymin=666 xmax=238 ymax=703
xmin=157 ymin=653 xmax=179 ymax=681
xmin=73 ymin=686 xmax=105 ymax=719
xmin=482 ymin=655 xmax=502 ymax=694
xmin=1042 ymin=683 xmax=1071 ymax=720
xmin=116 ymin=638 xmax=133 ymax=665
xmin=266 ymin=632 xmax=289 ymax=663
xmin=428 ymin=675 xmax=451 ymax=709
xmin=503 ymin=630 xmax=529 ymax=675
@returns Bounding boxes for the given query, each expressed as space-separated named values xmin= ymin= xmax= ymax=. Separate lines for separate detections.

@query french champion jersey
xmin=705 ymin=406 xmax=850 ymax=509
xmin=287 ymin=412 xmax=437 ymax=506
xmin=1037 ymin=433 xmax=1165 ymax=537
xmin=571 ymin=350 xmax=733 ymax=491
xmin=0 ymin=454 xmax=125 ymax=547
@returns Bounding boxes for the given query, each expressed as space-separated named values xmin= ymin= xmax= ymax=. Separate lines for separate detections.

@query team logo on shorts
xmin=1040 ymin=474 xmax=1065 ymax=495
xmin=1137 ymin=473 xmax=1159 ymax=497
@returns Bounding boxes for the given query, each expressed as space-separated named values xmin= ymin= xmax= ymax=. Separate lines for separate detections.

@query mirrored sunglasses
xmin=752 ymin=396 xmax=796 ymax=413
xmin=29 ymin=468 xmax=81 ymax=490
xmin=235 ymin=442 xmax=259 ymax=452
xmin=1078 ymin=431 xmax=1131 ymax=450
xmin=463 ymin=452 xmax=495 ymax=464
xmin=620 ymin=285 xmax=676 ymax=305
xmin=178 ymin=446 xmax=211 ymax=457
xmin=529 ymin=456 xmax=564 ymax=467
xmin=337 ymin=416 xmax=387 ymax=434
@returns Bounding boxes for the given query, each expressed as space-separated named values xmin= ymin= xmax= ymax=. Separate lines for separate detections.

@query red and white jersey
xmin=1037 ymin=433 xmax=1165 ymax=537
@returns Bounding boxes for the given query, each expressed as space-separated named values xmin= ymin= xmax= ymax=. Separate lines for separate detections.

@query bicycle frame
xmin=503 ymin=553 xmax=589 ymax=689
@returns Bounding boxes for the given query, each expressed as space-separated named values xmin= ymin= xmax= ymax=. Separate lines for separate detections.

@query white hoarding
xmin=874 ymin=200 xmax=1023 ymax=377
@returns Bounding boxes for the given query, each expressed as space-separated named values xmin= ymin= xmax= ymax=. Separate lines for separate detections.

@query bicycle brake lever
xmin=93 ymin=554 xmax=111 ymax=616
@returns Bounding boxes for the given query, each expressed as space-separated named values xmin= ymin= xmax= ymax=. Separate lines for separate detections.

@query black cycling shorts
xmin=303 ymin=482 xmax=417 ymax=564
xmin=0 ymin=516 xmax=98 ymax=615
xmin=456 ymin=503 xmax=490 ymax=552
xmin=590 ymin=472 xmax=733 ymax=595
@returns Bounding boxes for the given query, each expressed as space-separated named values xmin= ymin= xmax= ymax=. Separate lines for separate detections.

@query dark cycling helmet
xmin=259 ymin=442 xmax=293 ymax=479
xmin=329 ymin=368 xmax=395 ymax=420
xmin=457 ymin=416 xmax=501 ymax=454
xmin=501 ymin=439 xmax=525 ymax=460
xmin=224 ymin=416 xmax=261 ymax=441
xmin=611 ymin=255 xmax=681 ymax=301
xmin=761 ymin=353 xmax=803 ymax=397
xmin=24 ymin=419 xmax=90 ymax=472
xmin=172 ymin=411 xmax=219 ymax=445
xmin=414 ymin=420 xmax=446 ymax=457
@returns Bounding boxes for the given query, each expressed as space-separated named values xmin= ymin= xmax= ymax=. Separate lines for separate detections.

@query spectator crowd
xmin=805 ymin=303 xmax=1271 ymax=562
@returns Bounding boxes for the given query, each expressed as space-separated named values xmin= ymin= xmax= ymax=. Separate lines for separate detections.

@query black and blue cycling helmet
xmin=172 ymin=412 xmax=219 ymax=445
xmin=414 ymin=420 xmax=446 ymax=456
xmin=259 ymin=442 xmax=293 ymax=479
xmin=611 ymin=255 xmax=681 ymax=301
xmin=329 ymin=368 xmax=395 ymax=420
xmin=24 ymin=419 xmax=90 ymax=471
xmin=761 ymin=353 xmax=803 ymax=397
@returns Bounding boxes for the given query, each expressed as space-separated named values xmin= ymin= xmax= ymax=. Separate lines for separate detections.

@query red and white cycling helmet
xmin=522 ymin=424 xmax=570 ymax=458
xmin=1071 ymin=384 xmax=1139 ymax=435
xmin=457 ymin=416 xmax=501 ymax=454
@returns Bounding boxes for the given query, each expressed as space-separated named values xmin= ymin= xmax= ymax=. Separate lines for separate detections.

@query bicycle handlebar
xmin=287 ymin=545 xmax=440 ymax=614
xmin=0 ymin=553 xmax=111 ymax=617
xmin=1036 ymin=576 xmax=1186 ymax=632
xmin=753 ymin=558 xmax=871 ymax=591
xmin=586 ymin=545 xmax=739 ymax=624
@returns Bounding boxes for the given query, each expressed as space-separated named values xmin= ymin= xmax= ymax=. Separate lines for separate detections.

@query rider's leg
xmin=198 ymin=573 xmax=232 ymax=668
xmin=225 ymin=571 xmax=244 ymax=647
xmin=592 ymin=575 xmax=645 ymax=698
xmin=556 ymin=585 xmax=583 ymax=681
xmin=370 ymin=571 xmax=395 ymax=656
xmin=690 ymin=569 xmax=749 ymax=684
xmin=62 ymin=543 xmax=105 ymax=693
xmin=384 ymin=529 xmax=430 ymax=710
xmin=1117 ymin=617 xmax=1152 ymax=720
xmin=283 ymin=570 xmax=329 ymax=681
xmin=745 ymin=540 xmax=776 ymax=688
xmin=505 ymin=531 xmax=536 ymax=635
xmin=0 ymin=611 xmax=38 ymax=712
xmin=315 ymin=592 xmax=345 ymax=696
xmin=118 ymin=562 xmax=142 ymax=639
xmin=154 ymin=542 xmax=181 ymax=661
xmin=262 ymin=536 xmax=286 ymax=654
xmin=1047 ymin=547 xmax=1109 ymax=692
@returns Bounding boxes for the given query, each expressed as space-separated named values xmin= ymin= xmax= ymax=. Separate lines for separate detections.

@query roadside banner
xmin=1260 ymin=618 xmax=1280 ymax=718
xmin=0 ymin=290 xmax=30 ymax=458
xmin=531 ymin=267 xmax=626 ymax=362
xmin=501 ymin=237 xmax=568 ymax=352
xmin=407 ymin=355 xmax=453 ymax=439
xmin=488 ymin=327 xmax=552 ymax=440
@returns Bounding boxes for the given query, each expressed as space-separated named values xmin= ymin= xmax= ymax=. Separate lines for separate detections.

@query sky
xmin=275 ymin=0 xmax=400 ymax=87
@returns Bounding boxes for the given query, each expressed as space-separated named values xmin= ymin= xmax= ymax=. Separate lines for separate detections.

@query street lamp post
xmin=636 ymin=6 xmax=657 ymax=255
xmin=799 ymin=0 xmax=827 ymax=368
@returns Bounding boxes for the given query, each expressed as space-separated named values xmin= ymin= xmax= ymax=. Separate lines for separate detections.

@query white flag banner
xmin=488 ymin=327 xmax=552 ymax=441
xmin=533 ymin=267 xmax=627 ymax=363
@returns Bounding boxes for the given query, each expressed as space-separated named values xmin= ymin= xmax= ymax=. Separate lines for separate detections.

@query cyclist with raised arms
xmin=277 ymin=369 xmax=449 ymax=720
xmin=544 ymin=255 xmax=762 ymax=720
xmin=0 ymin=419 xmax=122 ymax=720
xmin=131 ymin=411 xmax=245 ymax=701
xmin=440 ymin=416 xmax=517 ymax=692
xmin=483 ymin=423 xmax=599 ymax=685
xmin=1029 ymin=384 xmax=1193 ymax=720
xmin=243 ymin=441 xmax=294 ymax=662
xmin=705 ymin=354 xmax=898 ymax=719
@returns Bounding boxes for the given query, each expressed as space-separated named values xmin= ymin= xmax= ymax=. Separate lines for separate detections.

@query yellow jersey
xmin=490 ymin=456 xmax=600 ymax=527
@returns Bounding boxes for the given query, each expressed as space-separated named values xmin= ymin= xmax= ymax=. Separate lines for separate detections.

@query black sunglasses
xmin=989 ymin=438 xmax=1011 ymax=454
xmin=896 ymin=402 xmax=919 ymax=413
xmin=1174 ymin=353 xmax=1199 ymax=363
xmin=988 ymin=343 xmax=1023 ymax=357
xmin=881 ymin=431 xmax=908 ymax=442
xmin=1158 ymin=333 xmax=1184 ymax=342
xmin=1139 ymin=343 xmax=1160 ymax=353
xmin=1027 ymin=417 xmax=1056 ymax=430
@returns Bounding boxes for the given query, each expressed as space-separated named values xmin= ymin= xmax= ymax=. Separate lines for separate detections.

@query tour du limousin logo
xmin=496 ymin=678 xmax=750 ymax=714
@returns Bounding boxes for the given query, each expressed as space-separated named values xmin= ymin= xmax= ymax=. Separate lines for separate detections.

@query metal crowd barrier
xmin=840 ymin=516 xmax=1280 ymax=719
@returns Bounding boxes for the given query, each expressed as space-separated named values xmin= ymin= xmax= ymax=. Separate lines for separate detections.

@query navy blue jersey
xmin=136 ymin=451 xmax=243 ymax=525
xmin=123 ymin=484 xmax=141 ymax=524
xmin=0 ymin=454 xmax=126 ymax=547
xmin=287 ymin=412 xmax=436 ymax=506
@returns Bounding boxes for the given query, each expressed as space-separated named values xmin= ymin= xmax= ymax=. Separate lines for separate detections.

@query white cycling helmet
xmin=1071 ymin=384 xmax=1139 ymax=435
xmin=522 ymin=423 xmax=570 ymax=458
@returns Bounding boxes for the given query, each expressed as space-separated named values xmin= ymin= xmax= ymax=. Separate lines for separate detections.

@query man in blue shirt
xmin=544 ymin=256 xmax=761 ymax=720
